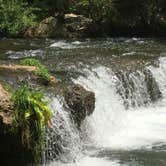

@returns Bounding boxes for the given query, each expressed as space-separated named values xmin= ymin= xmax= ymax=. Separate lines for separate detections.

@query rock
xmin=35 ymin=16 xmax=58 ymax=37
xmin=24 ymin=16 xmax=69 ymax=38
xmin=0 ymin=65 xmax=58 ymax=86
xmin=0 ymin=84 xmax=13 ymax=125
xmin=23 ymin=26 xmax=36 ymax=38
xmin=115 ymin=69 xmax=161 ymax=108
xmin=143 ymin=69 xmax=162 ymax=101
xmin=64 ymin=13 xmax=92 ymax=37
xmin=24 ymin=14 xmax=92 ymax=38
xmin=64 ymin=84 xmax=95 ymax=127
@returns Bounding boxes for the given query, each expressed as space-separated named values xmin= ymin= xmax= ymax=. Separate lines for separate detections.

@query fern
xmin=12 ymin=85 xmax=52 ymax=164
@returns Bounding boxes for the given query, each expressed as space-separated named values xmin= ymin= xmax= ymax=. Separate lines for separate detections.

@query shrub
xmin=0 ymin=0 xmax=37 ymax=36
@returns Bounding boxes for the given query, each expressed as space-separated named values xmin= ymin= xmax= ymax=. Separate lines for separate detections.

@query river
xmin=1 ymin=38 xmax=166 ymax=166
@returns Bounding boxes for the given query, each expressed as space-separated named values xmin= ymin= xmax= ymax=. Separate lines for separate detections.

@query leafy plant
xmin=12 ymin=85 xmax=52 ymax=164
xmin=20 ymin=58 xmax=51 ymax=83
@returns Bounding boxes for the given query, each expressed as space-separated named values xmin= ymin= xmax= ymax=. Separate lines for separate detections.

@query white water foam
xmin=149 ymin=57 xmax=166 ymax=98
xmin=75 ymin=66 xmax=166 ymax=150
xmin=45 ymin=97 xmax=82 ymax=163
xmin=48 ymin=157 xmax=121 ymax=166
xmin=50 ymin=41 xmax=83 ymax=49
xmin=6 ymin=49 xmax=43 ymax=59
xmin=48 ymin=64 xmax=166 ymax=166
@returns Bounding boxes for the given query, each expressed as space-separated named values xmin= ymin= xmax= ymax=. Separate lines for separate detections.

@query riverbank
xmin=1 ymin=13 xmax=166 ymax=39
xmin=1 ymin=1 xmax=166 ymax=39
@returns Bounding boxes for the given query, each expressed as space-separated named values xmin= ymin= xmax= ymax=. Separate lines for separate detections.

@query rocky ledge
xmin=0 ymin=64 xmax=95 ymax=165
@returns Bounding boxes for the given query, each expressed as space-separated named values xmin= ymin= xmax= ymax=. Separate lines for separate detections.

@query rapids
xmin=1 ymin=38 xmax=166 ymax=166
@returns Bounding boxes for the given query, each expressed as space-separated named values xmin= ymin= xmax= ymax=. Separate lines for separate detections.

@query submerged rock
xmin=64 ymin=84 xmax=95 ymax=127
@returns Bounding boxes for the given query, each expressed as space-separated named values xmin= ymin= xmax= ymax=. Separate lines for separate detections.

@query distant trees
xmin=0 ymin=0 xmax=36 ymax=35
xmin=112 ymin=0 xmax=166 ymax=31
xmin=26 ymin=0 xmax=70 ymax=16
xmin=0 ymin=0 xmax=166 ymax=36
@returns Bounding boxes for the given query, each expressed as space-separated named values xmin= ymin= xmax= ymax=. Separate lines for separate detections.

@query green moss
xmin=20 ymin=58 xmax=51 ymax=84
xmin=12 ymin=85 xmax=52 ymax=164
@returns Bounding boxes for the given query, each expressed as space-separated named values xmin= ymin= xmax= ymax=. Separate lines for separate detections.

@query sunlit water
xmin=1 ymin=38 xmax=166 ymax=166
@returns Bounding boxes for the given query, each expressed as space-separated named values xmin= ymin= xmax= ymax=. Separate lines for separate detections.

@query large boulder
xmin=24 ymin=14 xmax=92 ymax=38
xmin=64 ymin=84 xmax=95 ymax=127
xmin=64 ymin=13 xmax=92 ymax=37
xmin=24 ymin=16 xmax=67 ymax=38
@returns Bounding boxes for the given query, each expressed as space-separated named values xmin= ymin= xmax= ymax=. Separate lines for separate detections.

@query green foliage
xmin=20 ymin=58 xmax=51 ymax=83
xmin=12 ymin=85 xmax=52 ymax=164
xmin=0 ymin=0 xmax=166 ymax=36
xmin=69 ymin=0 xmax=166 ymax=34
xmin=0 ymin=0 xmax=37 ymax=36
xmin=113 ymin=0 xmax=165 ymax=26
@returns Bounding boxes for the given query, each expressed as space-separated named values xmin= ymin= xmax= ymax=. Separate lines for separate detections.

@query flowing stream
xmin=1 ymin=38 xmax=166 ymax=166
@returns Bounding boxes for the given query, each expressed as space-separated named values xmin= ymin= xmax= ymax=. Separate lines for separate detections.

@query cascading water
xmin=76 ymin=66 xmax=166 ymax=150
xmin=47 ymin=59 xmax=166 ymax=166
xmin=149 ymin=57 xmax=166 ymax=98
xmin=115 ymin=69 xmax=161 ymax=108
xmin=44 ymin=97 xmax=83 ymax=165
xmin=3 ymin=38 xmax=166 ymax=166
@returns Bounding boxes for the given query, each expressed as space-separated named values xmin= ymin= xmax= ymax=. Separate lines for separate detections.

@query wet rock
xmin=143 ymin=69 xmax=162 ymax=102
xmin=64 ymin=84 xmax=95 ymax=127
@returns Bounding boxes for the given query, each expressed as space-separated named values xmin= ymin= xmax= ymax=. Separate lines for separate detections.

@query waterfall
xmin=46 ymin=58 xmax=166 ymax=166
xmin=44 ymin=97 xmax=83 ymax=164
xmin=148 ymin=57 xmax=166 ymax=98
